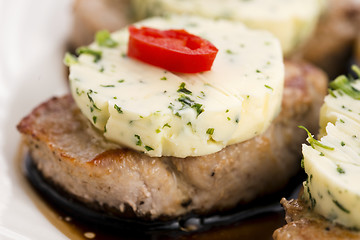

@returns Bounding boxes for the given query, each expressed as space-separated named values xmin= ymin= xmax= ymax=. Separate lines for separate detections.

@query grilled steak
xmin=17 ymin=61 xmax=327 ymax=220
xmin=273 ymin=197 xmax=360 ymax=240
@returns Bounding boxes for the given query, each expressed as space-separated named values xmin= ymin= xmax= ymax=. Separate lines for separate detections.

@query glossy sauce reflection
xmin=17 ymin=143 xmax=286 ymax=240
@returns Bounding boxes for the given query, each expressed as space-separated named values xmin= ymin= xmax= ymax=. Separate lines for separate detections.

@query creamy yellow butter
xmin=302 ymin=79 xmax=360 ymax=229
xmin=131 ymin=0 xmax=324 ymax=55
xmin=68 ymin=15 xmax=284 ymax=158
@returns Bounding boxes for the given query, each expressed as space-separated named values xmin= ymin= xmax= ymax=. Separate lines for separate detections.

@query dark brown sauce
xmin=17 ymin=144 xmax=300 ymax=240
xmin=54 ymin=212 xmax=285 ymax=240
xmin=15 ymin=144 xmax=84 ymax=240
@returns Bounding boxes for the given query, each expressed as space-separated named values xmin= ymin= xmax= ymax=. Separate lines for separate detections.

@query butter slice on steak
xmin=17 ymin=61 xmax=327 ymax=220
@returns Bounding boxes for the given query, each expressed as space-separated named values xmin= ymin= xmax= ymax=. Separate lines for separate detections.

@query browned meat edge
xmin=273 ymin=196 xmax=360 ymax=240
xmin=17 ymin=60 xmax=327 ymax=220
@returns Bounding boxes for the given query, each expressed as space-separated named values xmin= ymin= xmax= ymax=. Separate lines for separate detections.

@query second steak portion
xmin=17 ymin=61 xmax=327 ymax=220
xmin=273 ymin=197 xmax=360 ymax=240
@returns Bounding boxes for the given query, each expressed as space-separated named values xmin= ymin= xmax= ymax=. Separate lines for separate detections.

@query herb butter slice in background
xmin=130 ymin=0 xmax=324 ymax=56
xmin=302 ymin=71 xmax=360 ymax=229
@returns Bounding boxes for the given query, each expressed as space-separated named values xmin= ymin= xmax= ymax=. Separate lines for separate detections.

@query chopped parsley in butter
xmin=68 ymin=15 xmax=284 ymax=157
xmin=302 ymin=72 xmax=360 ymax=229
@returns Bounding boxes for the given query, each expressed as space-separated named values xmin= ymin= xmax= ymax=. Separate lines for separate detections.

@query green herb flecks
xmin=100 ymin=84 xmax=115 ymax=88
xmin=76 ymin=88 xmax=84 ymax=96
xmin=177 ymin=82 xmax=192 ymax=95
xmin=265 ymin=85 xmax=273 ymax=91
xmin=145 ymin=146 xmax=154 ymax=151
xmin=306 ymin=180 xmax=316 ymax=208
xmin=170 ymin=85 xmax=204 ymax=117
xmin=95 ymin=30 xmax=118 ymax=48
xmin=178 ymin=95 xmax=193 ymax=106
xmin=298 ymin=126 xmax=334 ymax=150
xmin=330 ymin=74 xmax=360 ymax=100
xmin=206 ymin=128 xmax=214 ymax=135
xmin=328 ymin=89 xmax=337 ymax=98
xmin=352 ymin=65 xmax=360 ymax=79
xmin=333 ymin=200 xmax=350 ymax=214
xmin=63 ymin=52 xmax=78 ymax=66
xmin=160 ymin=76 xmax=167 ymax=81
xmin=327 ymin=191 xmax=350 ymax=213
xmin=337 ymin=165 xmax=345 ymax=174
xmin=192 ymin=103 xmax=204 ymax=117
xmin=135 ymin=135 xmax=142 ymax=146
xmin=92 ymin=116 xmax=97 ymax=124
xmin=177 ymin=95 xmax=204 ymax=117
xmin=163 ymin=123 xmax=171 ymax=128
xmin=114 ymin=104 xmax=123 ymax=114
xmin=87 ymin=89 xmax=101 ymax=111
xmin=76 ymin=47 xmax=102 ymax=62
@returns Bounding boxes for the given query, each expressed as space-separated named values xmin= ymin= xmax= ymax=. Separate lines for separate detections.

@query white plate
xmin=0 ymin=0 xmax=73 ymax=239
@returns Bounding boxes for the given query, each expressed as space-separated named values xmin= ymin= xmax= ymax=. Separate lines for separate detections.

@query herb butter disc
xmin=131 ymin=0 xmax=324 ymax=55
xmin=68 ymin=15 xmax=284 ymax=158
xmin=302 ymin=78 xmax=360 ymax=229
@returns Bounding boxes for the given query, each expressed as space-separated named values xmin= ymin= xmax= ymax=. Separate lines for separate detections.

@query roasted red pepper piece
xmin=127 ymin=26 xmax=218 ymax=73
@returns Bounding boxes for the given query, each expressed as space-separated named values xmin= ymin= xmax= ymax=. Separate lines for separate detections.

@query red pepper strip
xmin=127 ymin=26 xmax=218 ymax=73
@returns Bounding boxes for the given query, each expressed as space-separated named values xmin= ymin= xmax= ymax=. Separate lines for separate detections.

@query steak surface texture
xmin=273 ymin=197 xmax=360 ymax=240
xmin=17 ymin=61 xmax=327 ymax=220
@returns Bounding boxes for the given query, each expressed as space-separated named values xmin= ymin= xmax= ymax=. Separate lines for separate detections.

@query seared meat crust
xmin=17 ymin=61 xmax=327 ymax=220
xmin=273 ymin=198 xmax=360 ymax=240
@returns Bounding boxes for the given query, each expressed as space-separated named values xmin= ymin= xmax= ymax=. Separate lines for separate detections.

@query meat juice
xmin=17 ymin=142 xmax=290 ymax=240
